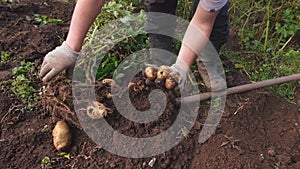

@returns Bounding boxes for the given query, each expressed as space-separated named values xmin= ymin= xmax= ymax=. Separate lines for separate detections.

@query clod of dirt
xmin=86 ymin=101 xmax=109 ymax=119
xmin=144 ymin=66 xmax=158 ymax=80
xmin=276 ymin=154 xmax=292 ymax=165
xmin=40 ymin=75 xmax=80 ymax=128
xmin=128 ymin=80 xmax=148 ymax=92
xmin=294 ymin=161 xmax=300 ymax=169
xmin=52 ymin=121 xmax=72 ymax=151
xmin=145 ymin=78 xmax=155 ymax=87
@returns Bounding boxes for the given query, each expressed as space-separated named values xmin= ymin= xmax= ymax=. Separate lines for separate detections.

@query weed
xmin=0 ymin=52 xmax=10 ymax=64
xmin=41 ymin=156 xmax=55 ymax=168
xmin=11 ymin=61 xmax=39 ymax=108
xmin=58 ymin=152 xmax=71 ymax=160
xmin=1 ymin=0 xmax=18 ymax=3
xmin=177 ymin=0 xmax=193 ymax=20
xmin=33 ymin=14 xmax=62 ymax=26
xmin=12 ymin=61 xmax=34 ymax=75
xmin=41 ymin=125 xmax=50 ymax=133
xmin=224 ymin=0 xmax=300 ymax=102
xmin=274 ymin=163 xmax=280 ymax=169
xmin=40 ymin=152 xmax=71 ymax=168
xmin=83 ymin=1 xmax=148 ymax=81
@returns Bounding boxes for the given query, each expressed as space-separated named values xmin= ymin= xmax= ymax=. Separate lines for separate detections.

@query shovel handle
xmin=177 ymin=73 xmax=300 ymax=104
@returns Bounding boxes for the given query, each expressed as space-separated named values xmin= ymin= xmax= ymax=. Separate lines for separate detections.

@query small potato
xmin=165 ymin=77 xmax=176 ymax=90
xmin=127 ymin=82 xmax=136 ymax=88
xmin=156 ymin=65 xmax=170 ymax=80
xmin=106 ymin=93 xmax=113 ymax=99
xmin=144 ymin=67 xmax=158 ymax=80
xmin=165 ymin=71 xmax=183 ymax=90
xmin=86 ymin=101 xmax=108 ymax=119
xmin=52 ymin=121 xmax=71 ymax=151
xmin=102 ymin=78 xmax=116 ymax=86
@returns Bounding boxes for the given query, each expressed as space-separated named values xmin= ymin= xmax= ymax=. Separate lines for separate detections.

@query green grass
xmin=222 ymin=0 xmax=300 ymax=102
xmin=33 ymin=14 xmax=62 ymax=26
xmin=0 ymin=52 xmax=10 ymax=64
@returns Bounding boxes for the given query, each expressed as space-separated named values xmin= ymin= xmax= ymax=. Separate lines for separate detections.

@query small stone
xmin=160 ymin=159 xmax=170 ymax=168
xmin=148 ymin=157 xmax=156 ymax=167
xmin=71 ymin=145 xmax=78 ymax=152
xmin=267 ymin=147 xmax=276 ymax=157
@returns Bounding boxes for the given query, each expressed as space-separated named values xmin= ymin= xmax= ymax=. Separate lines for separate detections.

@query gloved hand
xmin=145 ymin=62 xmax=188 ymax=91
xmin=39 ymin=41 xmax=80 ymax=82
xmin=169 ymin=63 xmax=187 ymax=91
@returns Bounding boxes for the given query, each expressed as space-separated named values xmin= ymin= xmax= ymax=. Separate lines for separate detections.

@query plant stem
xmin=279 ymin=35 xmax=294 ymax=51
xmin=263 ymin=0 xmax=271 ymax=52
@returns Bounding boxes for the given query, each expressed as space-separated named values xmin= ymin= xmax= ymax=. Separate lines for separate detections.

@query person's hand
xmin=39 ymin=42 xmax=80 ymax=82
xmin=145 ymin=63 xmax=187 ymax=91
xmin=169 ymin=64 xmax=187 ymax=90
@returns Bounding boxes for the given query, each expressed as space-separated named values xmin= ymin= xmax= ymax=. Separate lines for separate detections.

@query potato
xmin=52 ymin=121 xmax=71 ymax=151
xmin=86 ymin=101 xmax=108 ymax=119
xmin=156 ymin=65 xmax=170 ymax=80
xmin=102 ymin=78 xmax=116 ymax=86
xmin=127 ymin=82 xmax=136 ymax=88
xmin=165 ymin=71 xmax=183 ymax=90
xmin=165 ymin=76 xmax=176 ymax=90
xmin=106 ymin=93 xmax=113 ymax=99
xmin=144 ymin=66 xmax=157 ymax=80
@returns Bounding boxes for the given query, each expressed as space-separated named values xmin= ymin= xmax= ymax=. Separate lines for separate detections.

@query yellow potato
xmin=86 ymin=101 xmax=108 ymax=119
xmin=165 ymin=71 xmax=183 ymax=90
xmin=156 ymin=65 xmax=170 ymax=80
xmin=106 ymin=93 xmax=113 ymax=99
xmin=144 ymin=66 xmax=157 ymax=80
xmin=165 ymin=76 xmax=176 ymax=90
xmin=102 ymin=78 xmax=116 ymax=86
xmin=127 ymin=82 xmax=136 ymax=88
xmin=52 ymin=121 xmax=71 ymax=151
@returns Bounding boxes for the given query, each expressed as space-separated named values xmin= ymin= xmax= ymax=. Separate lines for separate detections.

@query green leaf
xmin=41 ymin=156 xmax=51 ymax=165
xmin=234 ymin=63 xmax=244 ymax=69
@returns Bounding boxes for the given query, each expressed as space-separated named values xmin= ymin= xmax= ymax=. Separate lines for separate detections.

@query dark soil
xmin=0 ymin=0 xmax=300 ymax=169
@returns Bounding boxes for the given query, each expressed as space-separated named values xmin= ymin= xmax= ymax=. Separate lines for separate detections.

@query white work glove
xmin=39 ymin=41 xmax=80 ymax=82
xmin=169 ymin=63 xmax=187 ymax=91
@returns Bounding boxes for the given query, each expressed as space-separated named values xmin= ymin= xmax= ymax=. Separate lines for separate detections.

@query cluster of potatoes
xmin=52 ymin=101 xmax=109 ymax=151
xmin=143 ymin=65 xmax=183 ymax=90
xmin=52 ymin=65 xmax=182 ymax=151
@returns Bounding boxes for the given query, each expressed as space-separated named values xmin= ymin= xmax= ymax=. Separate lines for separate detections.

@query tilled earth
xmin=0 ymin=0 xmax=300 ymax=169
